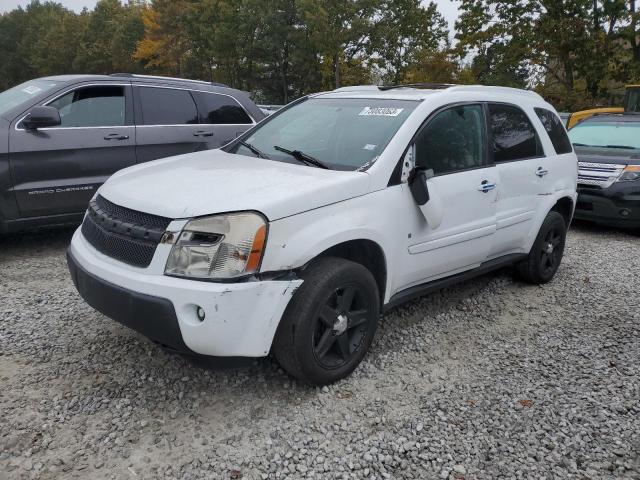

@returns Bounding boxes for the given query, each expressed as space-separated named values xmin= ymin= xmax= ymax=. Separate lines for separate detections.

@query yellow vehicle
xmin=566 ymin=85 xmax=640 ymax=129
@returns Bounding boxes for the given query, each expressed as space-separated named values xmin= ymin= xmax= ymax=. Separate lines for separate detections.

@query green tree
xmin=373 ymin=0 xmax=448 ymax=84
xmin=74 ymin=0 xmax=145 ymax=74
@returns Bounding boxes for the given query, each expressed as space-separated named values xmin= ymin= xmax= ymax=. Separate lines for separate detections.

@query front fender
xmin=261 ymin=191 xmax=398 ymax=301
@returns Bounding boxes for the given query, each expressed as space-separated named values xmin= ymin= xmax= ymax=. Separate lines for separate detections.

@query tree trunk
xmin=333 ymin=52 xmax=341 ymax=89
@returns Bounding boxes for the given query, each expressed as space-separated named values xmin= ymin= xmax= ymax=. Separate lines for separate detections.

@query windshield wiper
xmin=239 ymin=141 xmax=270 ymax=159
xmin=572 ymin=143 xmax=593 ymax=147
xmin=274 ymin=145 xmax=329 ymax=169
xmin=603 ymin=144 xmax=636 ymax=150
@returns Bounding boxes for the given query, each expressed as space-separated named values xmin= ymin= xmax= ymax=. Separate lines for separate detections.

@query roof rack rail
xmin=109 ymin=73 xmax=228 ymax=87
xmin=378 ymin=83 xmax=454 ymax=91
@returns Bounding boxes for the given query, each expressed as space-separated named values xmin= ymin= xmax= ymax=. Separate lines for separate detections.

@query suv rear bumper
xmin=67 ymin=229 xmax=302 ymax=357
xmin=575 ymin=184 xmax=640 ymax=229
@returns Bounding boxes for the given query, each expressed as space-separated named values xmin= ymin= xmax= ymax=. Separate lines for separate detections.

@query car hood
xmin=574 ymin=145 xmax=640 ymax=166
xmin=99 ymin=149 xmax=371 ymax=221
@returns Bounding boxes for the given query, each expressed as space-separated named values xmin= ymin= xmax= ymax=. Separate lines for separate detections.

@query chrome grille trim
xmin=577 ymin=161 xmax=626 ymax=188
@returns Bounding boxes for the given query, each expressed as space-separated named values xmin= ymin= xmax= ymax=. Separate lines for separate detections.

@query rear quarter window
xmin=192 ymin=91 xmax=253 ymax=124
xmin=535 ymin=108 xmax=573 ymax=154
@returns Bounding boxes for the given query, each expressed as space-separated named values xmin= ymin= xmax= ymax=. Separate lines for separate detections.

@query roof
xmin=317 ymin=84 xmax=545 ymax=102
xmin=576 ymin=113 xmax=640 ymax=124
xmin=39 ymin=73 xmax=229 ymax=89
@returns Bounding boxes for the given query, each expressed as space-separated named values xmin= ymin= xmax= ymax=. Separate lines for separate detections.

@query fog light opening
xmin=196 ymin=306 xmax=206 ymax=322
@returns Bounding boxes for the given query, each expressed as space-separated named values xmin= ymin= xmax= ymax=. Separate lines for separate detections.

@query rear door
xmin=8 ymin=82 xmax=136 ymax=218
xmin=191 ymin=90 xmax=256 ymax=146
xmin=487 ymin=103 xmax=547 ymax=257
xmin=133 ymin=85 xmax=217 ymax=163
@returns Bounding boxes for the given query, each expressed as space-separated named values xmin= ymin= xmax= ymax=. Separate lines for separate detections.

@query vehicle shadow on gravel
xmin=0 ymin=226 xmax=76 ymax=255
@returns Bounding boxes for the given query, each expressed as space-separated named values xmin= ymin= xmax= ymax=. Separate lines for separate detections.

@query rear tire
xmin=515 ymin=211 xmax=567 ymax=284
xmin=272 ymin=257 xmax=380 ymax=386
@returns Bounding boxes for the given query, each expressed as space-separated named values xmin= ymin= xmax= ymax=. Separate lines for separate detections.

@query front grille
xmin=81 ymin=195 xmax=172 ymax=268
xmin=578 ymin=161 xmax=626 ymax=188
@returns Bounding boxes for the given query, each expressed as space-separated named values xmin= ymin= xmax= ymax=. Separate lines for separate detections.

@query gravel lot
xmin=1 ymin=223 xmax=638 ymax=480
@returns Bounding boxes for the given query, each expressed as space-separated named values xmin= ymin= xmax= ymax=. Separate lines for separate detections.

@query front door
xmin=8 ymin=83 xmax=136 ymax=218
xmin=395 ymin=103 xmax=498 ymax=292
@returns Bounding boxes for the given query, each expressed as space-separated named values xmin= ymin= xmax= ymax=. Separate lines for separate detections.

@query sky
xmin=0 ymin=0 xmax=464 ymax=33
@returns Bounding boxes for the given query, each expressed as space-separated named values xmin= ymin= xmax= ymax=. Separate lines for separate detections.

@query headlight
xmin=165 ymin=212 xmax=267 ymax=280
xmin=617 ymin=165 xmax=640 ymax=182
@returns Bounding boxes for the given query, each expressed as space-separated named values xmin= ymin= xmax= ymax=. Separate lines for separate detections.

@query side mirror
xmin=22 ymin=106 xmax=61 ymax=130
xmin=408 ymin=168 xmax=434 ymax=206
xmin=408 ymin=167 xmax=443 ymax=229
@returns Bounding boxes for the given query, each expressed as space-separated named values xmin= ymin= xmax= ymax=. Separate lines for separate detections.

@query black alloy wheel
xmin=273 ymin=257 xmax=380 ymax=385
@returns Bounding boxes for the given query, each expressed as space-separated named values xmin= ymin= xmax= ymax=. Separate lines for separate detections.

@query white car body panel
xmin=101 ymin=149 xmax=371 ymax=221
xmin=68 ymin=84 xmax=578 ymax=357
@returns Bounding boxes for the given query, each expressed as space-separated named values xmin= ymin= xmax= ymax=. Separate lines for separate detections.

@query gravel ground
xmin=0 ymin=222 xmax=639 ymax=480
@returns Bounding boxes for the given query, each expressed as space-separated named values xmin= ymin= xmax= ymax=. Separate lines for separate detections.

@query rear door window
xmin=48 ymin=86 xmax=125 ymax=127
xmin=192 ymin=92 xmax=253 ymax=124
xmin=138 ymin=87 xmax=198 ymax=125
xmin=489 ymin=104 xmax=542 ymax=162
xmin=534 ymin=108 xmax=573 ymax=154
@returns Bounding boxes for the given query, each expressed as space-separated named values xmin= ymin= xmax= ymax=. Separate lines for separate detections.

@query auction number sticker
xmin=22 ymin=86 xmax=42 ymax=95
xmin=359 ymin=107 xmax=404 ymax=117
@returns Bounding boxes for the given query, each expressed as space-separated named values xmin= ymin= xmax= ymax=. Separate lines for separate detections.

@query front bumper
xmin=67 ymin=229 xmax=302 ymax=357
xmin=575 ymin=183 xmax=640 ymax=228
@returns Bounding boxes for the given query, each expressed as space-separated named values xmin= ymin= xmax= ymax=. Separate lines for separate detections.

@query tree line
xmin=1 ymin=0 xmax=639 ymax=110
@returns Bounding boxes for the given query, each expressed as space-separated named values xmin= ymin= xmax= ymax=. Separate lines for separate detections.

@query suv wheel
xmin=515 ymin=210 xmax=567 ymax=284
xmin=273 ymin=257 xmax=379 ymax=386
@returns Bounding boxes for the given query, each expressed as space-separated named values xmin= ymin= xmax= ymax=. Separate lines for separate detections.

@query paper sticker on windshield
xmin=359 ymin=107 xmax=404 ymax=117
xmin=22 ymin=86 xmax=42 ymax=95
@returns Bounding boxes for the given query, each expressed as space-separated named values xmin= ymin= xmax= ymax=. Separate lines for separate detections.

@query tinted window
xmin=535 ymin=108 xmax=572 ymax=154
xmin=48 ymin=86 xmax=125 ymax=127
xmin=193 ymin=92 xmax=252 ymax=124
xmin=414 ymin=104 xmax=486 ymax=175
xmin=489 ymin=104 xmax=541 ymax=161
xmin=139 ymin=87 xmax=198 ymax=125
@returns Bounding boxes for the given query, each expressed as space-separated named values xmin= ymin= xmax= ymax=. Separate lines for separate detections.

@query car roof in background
xmin=577 ymin=113 xmax=640 ymax=124
xmin=39 ymin=74 xmax=244 ymax=94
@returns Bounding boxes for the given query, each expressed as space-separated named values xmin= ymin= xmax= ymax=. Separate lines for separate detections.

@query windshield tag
xmin=359 ymin=107 xmax=403 ymax=117
xmin=22 ymin=86 xmax=42 ymax=95
xmin=363 ymin=144 xmax=377 ymax=150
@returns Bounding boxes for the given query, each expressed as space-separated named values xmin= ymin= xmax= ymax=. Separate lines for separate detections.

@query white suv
xmin=67 ymin=84 xmax=578 ymax=385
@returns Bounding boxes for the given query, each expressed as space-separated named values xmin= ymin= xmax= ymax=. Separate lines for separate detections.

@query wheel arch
xmin=550 ymin=195 xmax=575 ymax=227
xmin=306 ymin=239 xmax=387 ymax=307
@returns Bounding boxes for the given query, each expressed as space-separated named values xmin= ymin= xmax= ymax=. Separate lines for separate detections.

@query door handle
xmin=193 ymin=131 xmax=214 ymax=137
xmin=103 ymin=133 xmax=129 ymax=140
xmin=536 ymin=167 xmax=549 ymax=177
xmin=478 ymin=180 xmax=497 ymax=193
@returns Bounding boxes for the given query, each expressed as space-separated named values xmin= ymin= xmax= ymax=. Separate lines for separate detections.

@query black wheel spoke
xmin=347 ymin=309 xmax=369 ymax=329
xmin=315 ymin=329 xmax=336 ymax=359
xmin=336 ymin=334 xmax=350 ymax=360
xmin=319 ymin=306 xmax=338 ymax=326
xmin=338 ymin=287 xmax=356 ymax=312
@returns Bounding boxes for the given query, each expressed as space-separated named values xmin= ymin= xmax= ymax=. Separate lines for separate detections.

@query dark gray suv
xmin=0 ymin=74 xmax=265 ymax=233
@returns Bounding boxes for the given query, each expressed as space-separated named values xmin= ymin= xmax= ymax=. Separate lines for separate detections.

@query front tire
xmin=273 ymin=257 xmax=380 ymax=386
xmin=515 ymin=211 xmax=567 ymax=284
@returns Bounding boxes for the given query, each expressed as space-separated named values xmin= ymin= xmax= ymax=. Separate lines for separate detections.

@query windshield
xmin=0 ymin=79 xmax=63 ymax=118
xmin=229 ymin=97 xmax=419 ymax=170
xmin=568 ymin=121 xmax=640 ymax=149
